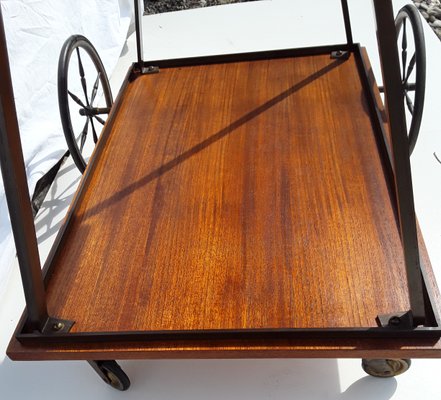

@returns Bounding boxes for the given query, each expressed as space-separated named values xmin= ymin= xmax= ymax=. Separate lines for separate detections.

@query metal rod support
xmin=371 ymin=0 xmax=426 ymax=324
xmin=340 ymin=0 xmax=354 ymax=46
xmin=134 ymin=0 xmax=144 ymax=65
xmin=0 ymin=7 xmax=48 ymax=331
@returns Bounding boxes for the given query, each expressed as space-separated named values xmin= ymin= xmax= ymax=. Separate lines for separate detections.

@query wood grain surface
xmin=37 ymin=54 xmax=412 ymax=335
xmin=10 ymin=212 xmax=439 ymax=361
xmin=7 ymin=335 xmax=441 ymax=361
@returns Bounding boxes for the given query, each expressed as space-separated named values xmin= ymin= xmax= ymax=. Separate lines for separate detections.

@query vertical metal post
xmin=134 ymin=0 xmax=144 ymax=65
xmin=0 ymin=7 xmax=48 ymax=331
xmin=371 ymin=0 xmax=426 ymax=324
xmin=340 ymin=0 xmax=354 ymax=46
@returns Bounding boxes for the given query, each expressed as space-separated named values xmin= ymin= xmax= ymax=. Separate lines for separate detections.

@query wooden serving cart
xmin=1 ymin=0 xmax=440 ymax=391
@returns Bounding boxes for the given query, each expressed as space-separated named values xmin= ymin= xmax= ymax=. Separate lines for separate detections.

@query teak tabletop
xmin=9 ymin=51 xmax=441 ymax=360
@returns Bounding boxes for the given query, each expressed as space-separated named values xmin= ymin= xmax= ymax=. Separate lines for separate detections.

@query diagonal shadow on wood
xmin=84 ymin=57 xmax=344 ymax=219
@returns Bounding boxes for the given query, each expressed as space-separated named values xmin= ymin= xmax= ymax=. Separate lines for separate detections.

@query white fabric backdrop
xmin=0 ymin=0 xmax=133 ymax=298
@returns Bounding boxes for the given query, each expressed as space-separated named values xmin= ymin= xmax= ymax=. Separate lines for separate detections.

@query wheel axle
xmin=79 ymin=106 xmax=111 ymax=117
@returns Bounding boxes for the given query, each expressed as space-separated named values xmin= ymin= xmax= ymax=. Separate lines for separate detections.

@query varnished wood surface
xmin=8 ymin=51 xmax=441 ymax=360
xmin=8 ymin=210 xmax=441 ymax=361
xmin=7 ymin=335 xmax=441 ymax=361
xmin=39 ymin=54 xmax=412 ymax=334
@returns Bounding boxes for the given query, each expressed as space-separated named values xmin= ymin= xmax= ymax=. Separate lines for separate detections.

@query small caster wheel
xmin=362 ymin=358 xmax=411 ymax=378
xmin=88 ymin=360 xmax=131 ymax=391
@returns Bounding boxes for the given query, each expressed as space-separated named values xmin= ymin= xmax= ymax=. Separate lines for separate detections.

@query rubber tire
xmin=97 ymin=360 xmax=131 ymax=391
xmin=395 ymin=4 xmax=426 ymax=155
xmin=58 ymin=35 xmax=113 ymax=173
xmin=362 ymin=358 xmax=411 ymax=378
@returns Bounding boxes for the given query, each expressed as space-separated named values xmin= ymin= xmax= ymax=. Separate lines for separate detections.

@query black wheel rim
xmin=58 ymin=35 xmax=113 ymax=173
xmin=395 ymin=4 xmax=426 ymax=155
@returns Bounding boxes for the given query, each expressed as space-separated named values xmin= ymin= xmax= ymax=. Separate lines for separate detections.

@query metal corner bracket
xmin=331 ymin=50 xmax=350 ymax=60
xmin=41 ymin=317 xmax=75 ymax=335
xmin=377 ymin=311 xmax=414 ymax=329
xmin=129 ymin=64 xmax=160 ymax=81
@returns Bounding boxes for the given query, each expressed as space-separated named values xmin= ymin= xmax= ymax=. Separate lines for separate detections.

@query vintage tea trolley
xmin=1 ymin=0 xmax=440 ymax=391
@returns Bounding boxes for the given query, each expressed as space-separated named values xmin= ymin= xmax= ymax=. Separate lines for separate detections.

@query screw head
xmin=389 ymin=316 xmax=401 ymax=326
xmin=52 ymin=322 xmax=65 ymax=331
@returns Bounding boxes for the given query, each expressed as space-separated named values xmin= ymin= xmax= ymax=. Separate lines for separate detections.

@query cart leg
xmin=88 ymin=360 xmax=131 ymax=391
xmin=361 ymin=358 xmax=411 ymax=378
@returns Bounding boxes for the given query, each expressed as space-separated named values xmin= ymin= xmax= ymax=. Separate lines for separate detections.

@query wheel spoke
xmin=403 ymin=53 xmax=416 ymax=86
xmin=79 ymin=118 xmax=89 ymax=152
xmin=401 ymin=19 xmax=407 ymax=82
xmin=405 ymin=91 xmax=414 ymax=115
xmin=76 ymin=47 xmax=90 ymax=106
xmin=90 ymin=117 xmax=99 ymax=143
xmin=90 ymin=72 xmax=101 ymax=105
xmin=94 ymin=115 xmax=106 ymax=125
xmin=68 ymin=91 xmax=87 ymax=108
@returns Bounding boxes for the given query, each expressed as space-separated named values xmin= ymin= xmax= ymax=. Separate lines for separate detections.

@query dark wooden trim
xmin=141 ymin=44 xmax=353 ymax=69
xmin=16 ymin=325 xmax=441 ymax=346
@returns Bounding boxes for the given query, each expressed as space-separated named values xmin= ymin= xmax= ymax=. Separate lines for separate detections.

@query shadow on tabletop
xmin=0 ymin=358 xmax=397 ymax=400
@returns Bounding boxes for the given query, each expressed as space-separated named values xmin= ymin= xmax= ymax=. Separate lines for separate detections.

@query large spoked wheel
xmin=58 ymin=35 xmax=113 ymax=173
xmin=395 ymin=4 xmax=426 ymax=155
xmin=362 ymin=358 xmax=411 ymax=378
